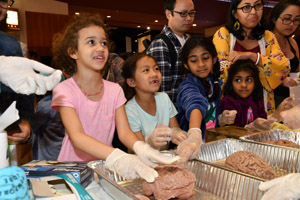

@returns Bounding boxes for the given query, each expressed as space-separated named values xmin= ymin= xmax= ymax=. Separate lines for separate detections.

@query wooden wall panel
xmin=26 ymin=11 xmax=68 ymax=57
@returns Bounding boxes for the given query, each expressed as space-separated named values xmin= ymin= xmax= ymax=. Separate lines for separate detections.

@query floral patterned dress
xmin=213 ymin=27 xmax=290 ymax=114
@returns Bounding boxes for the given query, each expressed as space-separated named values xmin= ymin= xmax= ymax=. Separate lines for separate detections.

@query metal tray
xmin=88 ymin=158 xmax=267 ymax=200
xmin=198 ymin=138 xmax=300 ymax=178
xmin=239 ymin=129 xmax=300 ymax=148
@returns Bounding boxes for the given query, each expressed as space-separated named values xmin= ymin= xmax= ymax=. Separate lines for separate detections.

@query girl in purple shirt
xmin=220 ymin=59 xmax=275 ymax=129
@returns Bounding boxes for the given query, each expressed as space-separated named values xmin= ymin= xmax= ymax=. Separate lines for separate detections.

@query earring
xmin=234 ymin=20 xmax=240 ymax=31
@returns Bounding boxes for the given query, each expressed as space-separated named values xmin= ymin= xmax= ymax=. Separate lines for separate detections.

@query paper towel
xmin=0 ymin=101 xmax=19 ymax=132
xmin=0 ymin=132 xmax=8 ymax=169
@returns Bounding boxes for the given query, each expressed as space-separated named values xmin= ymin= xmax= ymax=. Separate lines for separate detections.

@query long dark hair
xmin=268 ymin=0 xmax=300 ymax=32
xmin=226 ymin=0 xmax=267 ymax=40
xmin=121 ymin=53 xmax=156 ymax=100
xmin=181 ymin=34 xmax=221 ymax=102
xmin=223 ymin=59 xmax=263 ymax=102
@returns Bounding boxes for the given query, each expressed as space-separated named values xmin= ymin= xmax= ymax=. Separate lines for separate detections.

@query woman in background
xmin=268 ymin=0 xmax=300 ymax=106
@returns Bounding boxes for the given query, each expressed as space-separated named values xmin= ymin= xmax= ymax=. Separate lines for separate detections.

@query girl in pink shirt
xmin=51 ymin=14 xmax=178 ymax=183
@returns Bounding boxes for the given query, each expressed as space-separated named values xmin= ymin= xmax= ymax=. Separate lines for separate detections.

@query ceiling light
xmin=107 ymin=16 xmax=111 ymax=18
xmin=147 ymin=26 xmax=150 ymax=30
xmin=192 ymin=24 xmax=197 ymax=27
xmin=154 ymin=20 xmax=158 ymax=23
xmin=137 ymin=25 xmax=141 ymax=28
xmin=75 ymin=12 xmax=80 ymax=15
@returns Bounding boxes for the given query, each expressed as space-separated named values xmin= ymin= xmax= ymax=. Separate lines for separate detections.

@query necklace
xmin=73 ymin=76 xmax=103 ymax=97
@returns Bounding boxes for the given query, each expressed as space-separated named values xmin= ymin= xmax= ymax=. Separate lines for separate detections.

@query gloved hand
xmin=170 ymin=127 xmax=187 ymax=145
xmin=282 ymin=77 xmax=298 ymax=87
xmin=105 ymin=148 xmax=158 ymax=182
xmin=0 ymin=56 xmax=62 ymax=95
xmin=280 ymin=106 xmax=300 ymax=129
xmin=177 ymin=128 xmax=203 ymax=163
xmin=133 ymin=141 xmax=180 ymax=168
xmin=259 ymin=173 xmax=300 ymax=200
xmin=269 ymin=96 xmax=294 ymax=122
xmin=245 ymin=117 xmax=276 ymax=130
xmin=218 ymin=110 xmax=237 ymax=126
xmin=145 ymin=126 xmax=172 ymax=149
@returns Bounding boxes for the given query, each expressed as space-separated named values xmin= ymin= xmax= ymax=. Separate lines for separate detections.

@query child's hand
xmin=245 ymin=117 xmax=276 ymax=130
xmin=282 ymin=77 xmax=298 ymax=87
xmin=218 ymin=110 xmax=237 ymax=126
xmin=145 ymin=126 xmax=172 ymax=149
xmin=133 ymin=141 xmax=180 ymax=168
xmin=170 ymin=127 xmax=187 ymax=145
xmin=177 ymin=128 xmax=203 ymax=163
xmin=105 ymin=149 xmax=158 ymax=182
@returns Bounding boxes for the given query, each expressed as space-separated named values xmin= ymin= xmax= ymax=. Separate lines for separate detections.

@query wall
xmin=12 ymin=0 xmax=68 ymax=44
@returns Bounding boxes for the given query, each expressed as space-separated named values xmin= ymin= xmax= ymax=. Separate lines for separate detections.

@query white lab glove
xmin=170 ymin=127 xmax=187 ymax=145
xmin=218 ymin=110 xmax=237 ymax=126
xmin=0 ymin=56 xmax=62 ymax=95
xmin=105 ymin=148 xmax=158 ymax=182
xmin=245 ymin=117 xmax=276 ymax=130
xmin=269 ymin=97 xmax=294 ymax=122
xmin=280 ymin=106 xmax=300 ymax=130
xmin=259 ymin=173 xmax=300 ymax=200
xmin=145 ymin=126 xmax=172 ymax=149
xmin=282 ymin=77 xmax=298 ymax=87
xmin=133 ymin=141 xmax=180 ymax=168
xmin=177 ymin=128 xmax=203 ymax=163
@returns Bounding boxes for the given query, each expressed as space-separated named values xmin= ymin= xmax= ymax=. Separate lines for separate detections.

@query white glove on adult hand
xmin=218 ymin=110 xmax=237 ymax=126
xmin=245 ymin=117 xmax=276 ymax=130
xmin=170 ymin=127 xmax=187 ymax=145
xmin=0 ymin=56 xmax=62 ymax=95
xmin=259 ymin=173 xmax=300 ymax=200
xmin=133 ymin=141 xmax=180 ymax=168
xmin=280 ymin=106 xmax=300 ymax=129
xmin=145 ymin=126 xmax=172 ymax=149
xmin=270 ymin=96 xmax=294 ymax=122
xmin=105 ymin=148 xmax=158 ymax=182
xmin=177 ymin=128 xmax=203 ymax=163
xmin=282 ymin=77 xmax=298 ymax=87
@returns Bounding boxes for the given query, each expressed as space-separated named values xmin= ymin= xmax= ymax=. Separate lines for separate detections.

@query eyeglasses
xmin=172 ymin=10 xmax=196 ymax=18
xmin=280 ymin=17 xmax=300 ymax=26
xmin=0 ymin=0 xmax=14 ymax=9
xmin=237 ymin=3 xmax=263 ymax=13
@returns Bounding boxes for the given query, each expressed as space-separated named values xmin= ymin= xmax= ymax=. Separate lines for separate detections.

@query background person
xmin=213 ymin=0 xmax=290 ymax=114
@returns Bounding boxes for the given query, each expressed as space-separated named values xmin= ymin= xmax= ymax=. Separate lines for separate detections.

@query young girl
xmin=50 ymin=14 xmax=178 ymax=182
xmin=176 ymin=35 xmax=222 ymax=162
xmin=220 ymin=59 xmax=292 ymax=129
xmin=122 ymin=53 xmax=187 ymax=150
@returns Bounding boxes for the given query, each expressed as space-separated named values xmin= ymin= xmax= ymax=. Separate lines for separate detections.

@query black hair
xmin=164 ymin=0 xmax=195 ymax=15
xmin=226 ymin=0 xmax=267 ymax=40
xmin=121 ymin=53 xmax=156 ymax=100
xmin=181 ymin=34 xmax=221 ymax=102
xmin=223 ymin=59 xmax=263 ymax=102
xmin=267 ymin=0 xmax=300 ymax=31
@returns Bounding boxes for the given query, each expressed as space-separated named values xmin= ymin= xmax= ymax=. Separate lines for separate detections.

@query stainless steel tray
xmin=88 ymin=158 xmax=266 ymax=200
xmin=198 ymin=138 xmax=300 ymax=178
xmin=239 ymin=129 xmax=300 ymax=148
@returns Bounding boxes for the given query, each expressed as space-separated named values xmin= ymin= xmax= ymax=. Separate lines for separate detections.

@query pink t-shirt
xmin=51 ymin=78 xmax=126 ymax=161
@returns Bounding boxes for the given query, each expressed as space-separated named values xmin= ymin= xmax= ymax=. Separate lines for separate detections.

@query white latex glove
xmin=218 ymin=110 xmax=237 ymax=126
xmin=145 ymin=126 xmax=172 ymax=149
xmin=170 ymin=127 xmax=187 ymax=145
xmin=0 ymin=56 xmax=62 ymax=95
xmin=259 ymin=173 xmax=300 ymax=200
xmin=280 ymin=106 xmax=300 ymax=130
xmin=269 ymin=96 xmax=294 ymax=122
xmin=282 ymin=77 xmax=298 ymax=87
xmin=133 ymin=141 xmax=180 ymax=168
xmin=245 ymin=117 xmax=276 ymax=130
xmin=105 ymin=148 xmax=158 ymax=182
xmin=177 ymin=128 xmax=203 ymax=163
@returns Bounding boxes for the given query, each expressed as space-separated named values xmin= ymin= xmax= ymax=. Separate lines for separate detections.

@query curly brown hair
xmin=52 ymin=13 xmax=108 ymax=76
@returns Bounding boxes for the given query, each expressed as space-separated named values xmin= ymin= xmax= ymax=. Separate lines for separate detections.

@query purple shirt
xmin=220 ymin=95 xmax=267 ymax=127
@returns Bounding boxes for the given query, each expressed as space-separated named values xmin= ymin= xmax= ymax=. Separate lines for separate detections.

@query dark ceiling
xmin=56 ymin=0 xmax=278 ymax=34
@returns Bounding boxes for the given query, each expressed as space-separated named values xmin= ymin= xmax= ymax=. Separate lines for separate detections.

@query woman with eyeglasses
xmin=268 ymin=0 xmax=300 ymax=107
xmin=213 ymin=0 xmax=290 ymax=115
